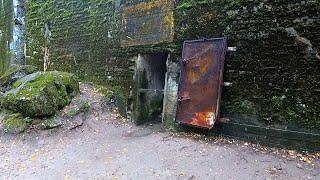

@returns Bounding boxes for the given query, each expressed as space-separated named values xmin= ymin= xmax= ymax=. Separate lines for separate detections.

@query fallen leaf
xmin=31 ymin=154 xmax=38 ymax=161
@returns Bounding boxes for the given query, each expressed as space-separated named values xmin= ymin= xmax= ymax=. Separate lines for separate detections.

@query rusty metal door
xmin=176 ymin=38 xmax=227 ymax=129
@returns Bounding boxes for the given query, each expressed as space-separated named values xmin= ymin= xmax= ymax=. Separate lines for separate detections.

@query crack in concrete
xmin=285 ymin=27 xmax=320 ymax=60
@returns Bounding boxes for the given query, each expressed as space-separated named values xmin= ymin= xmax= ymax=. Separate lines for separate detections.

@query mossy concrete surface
xmin=162 ymin=58 xmax=180 ymax=130
xmin=97 ymin=85 xmax=128 ymax=118
xmin=0 ymin=0 xmax=13 ymax=75
xmin=174 ymin=0 xmax=320 ymax=131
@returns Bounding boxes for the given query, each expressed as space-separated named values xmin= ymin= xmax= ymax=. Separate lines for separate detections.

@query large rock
xmin=3 ymin=113 xmax=27 ymax=134
xmin=0 ymin=64 xmax=37 ymax=92
xmin=41 ymin=115 xmax=63 ymax=129
xmin=1 ymin=71 xmax=79 ymax=117
xmin=0 ymin=110 xmax=27 ymax=134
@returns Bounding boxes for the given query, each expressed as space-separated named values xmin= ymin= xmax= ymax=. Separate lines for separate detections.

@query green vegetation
xmin=1 ymin=71 xmax=79 ymax=117
xmin=3 ymin=112 xmax=28 ymax=134
xmin=0 ymin=0 xmax=13 ymax=74
xmin=41 ymin=115 xmax=62 ymax=129
xmin=97 ymin=85 xmax=128 ymax=117
xmin=0 ymin=64 xmax=37 ymax=92
xmin=65 ymin=98 xmax=90 ymax=117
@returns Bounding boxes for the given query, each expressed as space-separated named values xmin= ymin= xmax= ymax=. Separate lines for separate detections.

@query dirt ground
xmin=0 ymin=84 xmax=319 ymax=180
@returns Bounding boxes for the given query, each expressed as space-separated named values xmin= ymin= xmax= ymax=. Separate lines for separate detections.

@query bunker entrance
xmin=135 ymin=53 xmax=168 ymax=124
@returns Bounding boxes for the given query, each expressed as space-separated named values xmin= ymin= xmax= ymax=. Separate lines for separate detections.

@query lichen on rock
xmin=1 ymin=71 xmax=80 ymax=117
xmin=65 ymin=97 xmax=90 ymax=118
xmin=41 ymin=115 xmax=62 ymax=130
xmin=0 ymin=64 xmax=37 ymax=92
xmin=1 ymin=111 xmax=27 ymax=134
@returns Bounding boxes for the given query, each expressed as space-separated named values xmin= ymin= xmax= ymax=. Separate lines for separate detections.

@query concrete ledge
xmin=220 ymin=122 xmax=320 ymax=152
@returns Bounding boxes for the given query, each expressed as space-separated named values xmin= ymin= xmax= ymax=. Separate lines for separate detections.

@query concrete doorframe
xmin=133 ymin=53 xmax=169 ymax=125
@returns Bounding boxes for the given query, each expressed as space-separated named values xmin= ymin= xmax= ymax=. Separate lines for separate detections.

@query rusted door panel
xmin=176 ymin=38 xmax=227 ymax=129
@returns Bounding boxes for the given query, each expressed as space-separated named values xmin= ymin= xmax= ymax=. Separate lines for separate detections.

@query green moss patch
xmin=1 ymin=71 xmax=79 ymax=117
xmin=3 ymin=113 xmax=27 ymax=134
xmin=0 ymin=64 xmax=37 ymax=92
xmin=0 ymin=0 xmax=13 ymax=75
xmin=65 ymin=98 xmax=90 ymax=118
xmin=41 ymin=115 xmax=62 ymax=129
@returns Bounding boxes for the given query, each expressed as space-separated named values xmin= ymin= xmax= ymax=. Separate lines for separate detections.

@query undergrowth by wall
xmin=6 ymin=0 xmax=319 ymax=131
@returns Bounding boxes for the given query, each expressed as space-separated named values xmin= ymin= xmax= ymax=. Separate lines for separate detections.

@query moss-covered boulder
xmin=1 ymin=71 xmax=79 ymax=117
xmin=41 ymin=115 xmax=63 ymax=129
xmin=3 ymin=113 xmax=27 ymax=134
xmin=0 ymin=110 xmax=27 ymax=134
xmin=0 ymin=64 xmax=37 ymax=92
xmin=0 ymin=109 xmax=13 ymax=121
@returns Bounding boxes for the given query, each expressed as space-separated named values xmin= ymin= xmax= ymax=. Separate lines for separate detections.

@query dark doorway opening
xmin=135 ymin=53 xmax=168 ymax=124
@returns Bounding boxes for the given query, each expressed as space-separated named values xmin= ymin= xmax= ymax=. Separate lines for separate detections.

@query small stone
xmin=65 ymin=113 xmax=85 ymax=130
xmin=41 ymin=116 xmax=63 ymax=129
xmin=296 ymin=163 xmax=303 ymax=169
xmin=65 ymin=98 xmax=90 ymax=118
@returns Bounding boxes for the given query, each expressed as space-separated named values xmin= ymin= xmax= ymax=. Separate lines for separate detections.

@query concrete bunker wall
xmin=0 ymin=0 xmax=14 ymax=74
xmin=1 ymin=0 xmax=319 ymax=149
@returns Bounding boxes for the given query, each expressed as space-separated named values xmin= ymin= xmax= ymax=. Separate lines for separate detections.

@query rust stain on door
xmin=176 ymin=38 xmax=227 ymax=129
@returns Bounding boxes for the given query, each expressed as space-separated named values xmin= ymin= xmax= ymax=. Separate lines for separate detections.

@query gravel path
xmin=0 ymin=84 xmax=319 ymax=180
